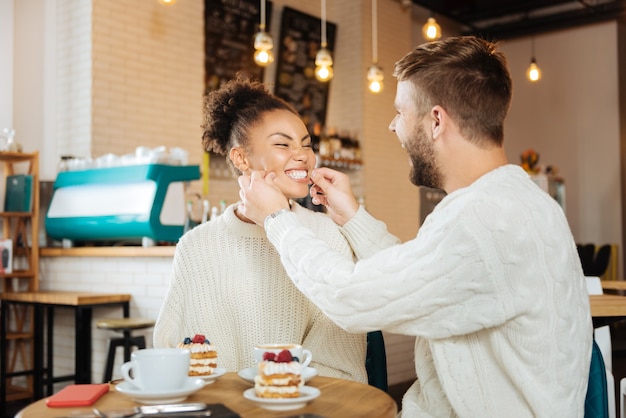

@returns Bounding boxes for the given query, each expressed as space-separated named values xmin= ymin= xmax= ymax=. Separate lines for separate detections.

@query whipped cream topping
xmin=260 ymin=361 xmax=302 ymax=375
xmin=177 ymin=342 xmax=217 ymax=353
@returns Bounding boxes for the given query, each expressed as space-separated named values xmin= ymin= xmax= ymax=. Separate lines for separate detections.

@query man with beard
xmin=237 ymin=36 xmax=592 ymax=417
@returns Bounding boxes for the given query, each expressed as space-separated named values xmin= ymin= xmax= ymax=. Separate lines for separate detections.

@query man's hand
xmin=310 ymin=167 xmax=359 ymax=226
xmin=237 ymin=171 xmax=290 ymax=226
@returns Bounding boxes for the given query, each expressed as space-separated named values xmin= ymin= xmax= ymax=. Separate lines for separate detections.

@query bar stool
xmin=96 ymin=318 xmax=155 ymax=383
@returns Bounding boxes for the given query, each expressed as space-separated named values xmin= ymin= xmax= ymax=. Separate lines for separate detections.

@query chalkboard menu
xmin=274 ymin=7 xmax=337 ymax=129
xmin=204 ymin=0 xmax=273 ymax=93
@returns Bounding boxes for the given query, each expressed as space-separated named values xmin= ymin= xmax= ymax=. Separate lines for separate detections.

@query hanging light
xmin=526 ymin=37 xmax=542 ymax=82
xmin=158 ymin=0 xmax=176 ymax=5
xmin=253 ymin=0 xmax=274 ymax=67
xmin=367 ymin=0 xmax=383 ymax=93
xmin=367 ymin=65 xmax=384 ymax=93
xmin=422 ymin=16 xmax=441 ymax=41
xmin=315 ymin=0 xmax=333 ymax=82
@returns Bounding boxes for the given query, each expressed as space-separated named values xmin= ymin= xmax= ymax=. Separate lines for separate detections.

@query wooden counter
xmin=0 ymin=291 xmax=131 ymax=305
xmin=40 ymin=246 xmax=176 ymax=257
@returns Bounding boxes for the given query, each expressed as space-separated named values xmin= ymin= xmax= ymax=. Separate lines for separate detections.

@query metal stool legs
xmin=102 ymin=333 xmax=146 ymax=383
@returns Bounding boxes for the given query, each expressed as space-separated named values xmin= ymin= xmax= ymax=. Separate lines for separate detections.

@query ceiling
xmin=411 ymin=0 xmax=626 ymax=40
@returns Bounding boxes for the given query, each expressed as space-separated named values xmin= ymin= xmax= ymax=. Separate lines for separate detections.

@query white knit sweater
xmin=153 ymin=202 xmax=367 ymax=383
xmin=265 ymin=165 xmax=593 ymax=418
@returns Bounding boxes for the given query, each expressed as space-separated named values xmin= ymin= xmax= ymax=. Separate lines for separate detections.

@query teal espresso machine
xmin=45 ymin=164 xmax=200 ymax=246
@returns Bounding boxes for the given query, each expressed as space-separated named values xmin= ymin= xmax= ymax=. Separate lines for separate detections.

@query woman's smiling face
xmin=235 ymin=109 xmax=315 ymax=200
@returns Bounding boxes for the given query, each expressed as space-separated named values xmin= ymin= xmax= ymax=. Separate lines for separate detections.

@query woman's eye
xmin=303 ymin=143 xmax=313 ymax=148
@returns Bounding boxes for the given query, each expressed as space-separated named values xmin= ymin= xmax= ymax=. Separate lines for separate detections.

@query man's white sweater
xmin=266 ymin=165 xmax=593 ymax=417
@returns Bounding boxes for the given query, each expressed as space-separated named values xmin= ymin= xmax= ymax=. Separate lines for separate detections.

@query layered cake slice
xmin=177 ymin=334 xmax=218 ymax=376
xmin=254 ymin=349 xmax=303 ymax=398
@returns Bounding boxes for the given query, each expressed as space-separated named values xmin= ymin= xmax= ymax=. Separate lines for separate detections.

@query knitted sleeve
xmin=339 ymin=205 xmax=401 ymax=259
xmin=265 ymin=189 xmax=554 ymax=339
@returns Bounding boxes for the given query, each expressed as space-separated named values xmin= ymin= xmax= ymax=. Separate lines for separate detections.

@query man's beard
xmin=406 ymin=124 xmax=442 ymax=190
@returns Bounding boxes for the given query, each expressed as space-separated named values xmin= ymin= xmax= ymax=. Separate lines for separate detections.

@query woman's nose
xmin=292 ymin=146 xmax=309 ymax=161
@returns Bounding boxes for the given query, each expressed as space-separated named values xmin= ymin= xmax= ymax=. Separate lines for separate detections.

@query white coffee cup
xmin=253 ymin=343 xmax=313 ymax=368
xmin=121 ymin=348 xmax=190 ymax=391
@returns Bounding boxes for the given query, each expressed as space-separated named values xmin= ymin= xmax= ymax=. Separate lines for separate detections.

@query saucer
xmin=196 ymin=367 xmax=226 ymax=384
xmin=115 ymin=377 xmax=205 ymax=404
xmin=243 ymin=386 xmax=321 ymax=411
xmin=238 ymin=366 xmax=318 ymax=384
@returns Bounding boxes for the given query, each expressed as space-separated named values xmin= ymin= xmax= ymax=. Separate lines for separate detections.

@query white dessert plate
xmin=243 ymin=386 xmax=321 ymax=411
xmin=115 ymin=377 xmax=205 ymax=404
xmin=238 ymin=366 xmax=318 ymax=384
xmin=196 ymin=367 xmax=226 ymax=384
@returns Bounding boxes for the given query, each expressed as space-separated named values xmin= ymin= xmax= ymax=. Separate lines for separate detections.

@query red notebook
xmin=46 ymin=384 xmax=109 ymax=407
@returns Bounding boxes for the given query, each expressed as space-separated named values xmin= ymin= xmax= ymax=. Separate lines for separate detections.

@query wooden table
xmin=1 ymin=291 xmax=131 ymax=413
xmin=589 ymin=294 xmax=626 ymax=327
xmin=601 ymin=280 xmax=626 ymax=292
xmin=16 ymin=372 xmax=398 ymax=418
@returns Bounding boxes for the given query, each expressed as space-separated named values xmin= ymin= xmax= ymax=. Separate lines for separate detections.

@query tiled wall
xmin=44 ymin=0 xmax=418 ymax=389
xmin=39 ymin=256 xmax=171 ymax=385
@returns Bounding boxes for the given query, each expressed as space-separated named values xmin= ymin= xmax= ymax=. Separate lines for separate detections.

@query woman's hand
xmin=237 ymin=170 xmax=290 ymax=226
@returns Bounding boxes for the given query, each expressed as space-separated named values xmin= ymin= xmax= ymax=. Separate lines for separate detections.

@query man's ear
xmin=229 ymin=147 xmax=249 ymax=172
xmin=430 ymin=105 xmax=446 ymax=140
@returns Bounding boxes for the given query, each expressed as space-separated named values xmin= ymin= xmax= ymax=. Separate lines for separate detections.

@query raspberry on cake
xmin=254 ymin=349 xmax=303 ymax=398
xmin=177 ymin=334 xmax=218 ymax=376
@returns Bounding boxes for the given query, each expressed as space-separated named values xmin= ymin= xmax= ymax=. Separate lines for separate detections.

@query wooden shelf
xmin=318 ymin=156 xmax=363 ymax=170
xmin=40 ymin=245 xmax=176 ymax=257
xmin=5 ymin=385 xmax=32 ymax=402
xmin=5 ymin=331 xmax=33 ymax=340
xmin=1 ymin=151 xmax=39 ymax=404
xmin=0 ymin=270 xmax=35 ymax=279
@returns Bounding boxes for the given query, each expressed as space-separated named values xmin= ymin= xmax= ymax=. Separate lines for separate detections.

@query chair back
xmin=585 ymin=339 xmax=610 ymax=418
xmin=366 ymin=331 xmax=388 ymax=392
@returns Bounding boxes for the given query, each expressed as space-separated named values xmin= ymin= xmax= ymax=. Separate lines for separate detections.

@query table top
xmin=590 ymin=294 xmax=626 ymax=318
xmin=601 ymin=280 xmax=626 ymax=291
xmin=0 ymin=291 xmax=131 ymax=306
xmin=16 ymin=372 xmax=398 ymax=418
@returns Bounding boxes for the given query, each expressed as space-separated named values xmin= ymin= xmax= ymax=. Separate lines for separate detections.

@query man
xmin=238 ymin=36 xmax=592 ymax=417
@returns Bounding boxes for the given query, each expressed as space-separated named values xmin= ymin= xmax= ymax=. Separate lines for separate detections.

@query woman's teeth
xmin=286 ymin=170 xmax=307 ymax=180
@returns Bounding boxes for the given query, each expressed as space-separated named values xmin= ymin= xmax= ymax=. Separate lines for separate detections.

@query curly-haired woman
xmin=153 ymin=76 xmax=372 ymax=383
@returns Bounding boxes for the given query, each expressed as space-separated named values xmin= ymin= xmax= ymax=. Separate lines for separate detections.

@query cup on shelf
xmin=253 ymin=343 xmax=313 ymax=368
xmin=121 ymin=348 xmax=190 ymax=391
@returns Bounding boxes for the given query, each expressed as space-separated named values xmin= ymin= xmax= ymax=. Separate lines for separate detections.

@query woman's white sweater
xmin=153 ymin=202 xmax=367 ymax=383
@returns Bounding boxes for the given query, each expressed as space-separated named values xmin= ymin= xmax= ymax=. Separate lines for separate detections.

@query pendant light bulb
xmin=315 ymin=47 xmax=334 ymax=82
xmin=368 ymin=0 xmax=383 ymax=94
xmin=315 ymin=0 xmax=333 ymax=82
xmin=253 ymin=0 xmax=274 ymax=67
xmin=526 ymin=58 xmax=542 ymax=82
xmin=422 ymin=17 xmax=441 ymax=41
xmin=158 ymin=0 xmax=176 ymax=5
xmin=367 ymin=64 xmax=384 ymax=93
xmin=253 ymin=30 xmax=274 ymax=67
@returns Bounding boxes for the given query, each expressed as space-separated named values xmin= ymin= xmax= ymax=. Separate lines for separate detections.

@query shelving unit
xmin=0 ymin=151 xmax=39 ymax=402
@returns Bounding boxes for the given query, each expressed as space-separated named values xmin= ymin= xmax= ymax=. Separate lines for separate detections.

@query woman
xmin=153 ymin=77 xmax=367 ymax=382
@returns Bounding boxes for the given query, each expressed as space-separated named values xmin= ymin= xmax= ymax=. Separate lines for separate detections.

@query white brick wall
xmin=39 ymin=256 xmax=173 ymax=387
xmin=56 ymin=0 xmax=93 ymax=159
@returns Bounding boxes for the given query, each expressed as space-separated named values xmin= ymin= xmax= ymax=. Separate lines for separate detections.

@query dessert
xmin=254 ymin=349 xmax=303 ymax=398
xmin=177 ymin=334 xmax=218 ymax=376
